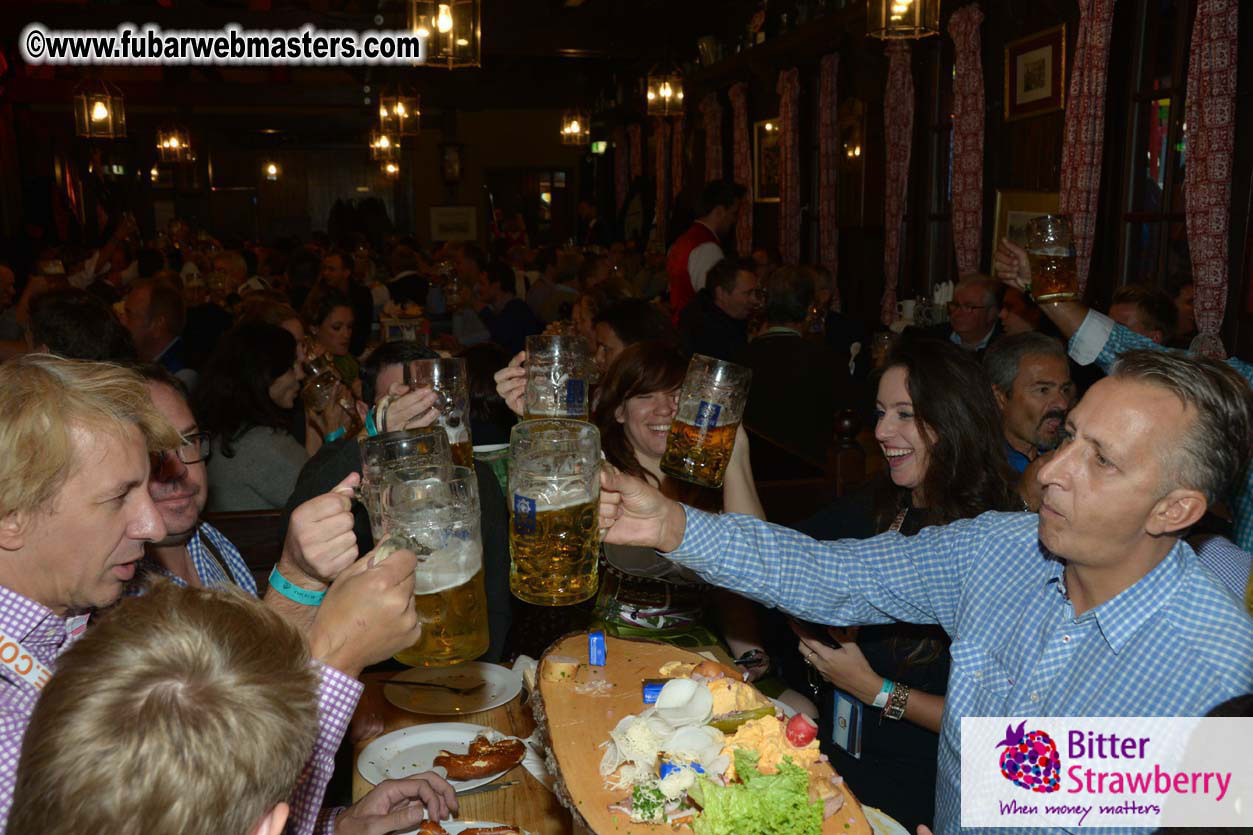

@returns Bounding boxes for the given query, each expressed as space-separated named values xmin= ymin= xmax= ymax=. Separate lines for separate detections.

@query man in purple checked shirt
xmin=0 ymin=355 xmax=455 ymax=834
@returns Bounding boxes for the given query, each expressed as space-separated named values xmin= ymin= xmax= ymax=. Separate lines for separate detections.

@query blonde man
xmin=0 ymin=355 xmax=446 ymax=834
xmin=10 ymin=581 xmax=319 ymax=835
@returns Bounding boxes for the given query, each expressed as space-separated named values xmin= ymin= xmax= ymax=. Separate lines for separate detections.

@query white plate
xmin=863 ymin=806 xmax=909 ymax=835
xmin=383 ymin=663 xmax=523 ymax=716
xmin=768 ymin=696 xmax=799 ymax=720
xmin=357 ymin=723 xmax=521 ymax=793
xmin=399 ymin=821 xmax=524 ymax=835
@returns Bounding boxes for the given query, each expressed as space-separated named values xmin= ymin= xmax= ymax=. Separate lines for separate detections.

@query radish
xmin=785 ymin=712 xmax=818 ymax=747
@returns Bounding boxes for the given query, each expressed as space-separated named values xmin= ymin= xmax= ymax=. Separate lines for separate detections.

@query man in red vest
xmin=667 ymin=181 xmax=746 ymax=323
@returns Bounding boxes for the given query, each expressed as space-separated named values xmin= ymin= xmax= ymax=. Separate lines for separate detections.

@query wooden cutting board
xmin=533 ymin=633 xmax=872 ymax=835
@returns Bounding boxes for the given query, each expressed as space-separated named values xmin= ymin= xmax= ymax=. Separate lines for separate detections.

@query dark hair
xmin=360 ymin=340 xmax=439 ymax=404
xmin=458 ymin=342 xmax=517 ymax=443
xmin=762 ymin=266 xmax=814 ymax=324
xmin=593 ymin=341 xmax=688 ymax=486
xmin=191 ymin=323 xmax=298 ymax=457
xmin=321 ymin=249 xmax=351 ymax=273
xmin=1110 ymin=284 xmax=1177 ymax=340
xmin=135 ymin=277 xmax=187 ymax=336
xmin=28 ymin=288 xmax=137 ymax=362
xmin=301 ymin=286 xmax=354 ymax=331
xmin=286 ymin=248 xmax=321 ymax=287
xmin=594 ymin=299 xmax=677 ymax=348
xmin=705 ymin=257 xmax=755 ymax=297
xmin=136 ymin=248 xmax=165 ymax=279
xmin=696 ymin=180 xmax=747 ymax=217
xmin=485 ymin=261 xmax=517 ymax=296
xmin=131 ymin=362 xmax=189 ymax=401
xmin=875 ymin=332 xmax=1018 ymax=529
xmin=461 ymin=243 xmax=488 ymax=274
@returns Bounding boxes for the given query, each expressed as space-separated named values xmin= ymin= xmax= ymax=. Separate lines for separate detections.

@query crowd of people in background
xmin=0 ymin=176 xmax=1248 ymax=835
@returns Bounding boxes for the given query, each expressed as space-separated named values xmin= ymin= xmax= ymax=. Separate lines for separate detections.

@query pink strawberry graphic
xmin=996 ymin=721 xmax=1061 ymax=793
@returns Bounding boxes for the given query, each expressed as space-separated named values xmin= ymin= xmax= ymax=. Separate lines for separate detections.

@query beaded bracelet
xmin=882 ymin=682 xmax=912 ymax=721
xmin=268 ymin=567 xmax=326 ymax=606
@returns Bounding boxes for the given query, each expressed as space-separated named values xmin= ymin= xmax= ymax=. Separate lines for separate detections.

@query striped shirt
xmin=665 ymin=508 xmax=1253 ymax=835
xmin=1069 ymin=310 xmax=1253 ymax=550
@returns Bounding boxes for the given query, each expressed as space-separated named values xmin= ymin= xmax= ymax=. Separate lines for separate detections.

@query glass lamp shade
xmin=867 ymin=0 xmax=940 ymax=39
xmin=409 ymin=0 xmax=481 ymax=69
xmin=645 ymin=70 xmax=685 ymax=117
xmin=263 ymin=161 xmax=280 ymax=181
xmin=379 ymin=91 xmax=420 ymax=136
xmin=560 ymin=111 xmax=590 ymax=146
xmin=383 ymin=161 xmax=401 ymax=177
xmin=370 ymin=129 xmax=401 ymax=162
xmin=156 ymin=125 xmax=193 ymax=163
xmin=73 ymin=79 xmax=126 ymax=139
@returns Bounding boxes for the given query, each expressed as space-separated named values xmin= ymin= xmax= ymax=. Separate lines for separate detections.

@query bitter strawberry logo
xmin=997 ymin=721 xmax=1061 ymax=793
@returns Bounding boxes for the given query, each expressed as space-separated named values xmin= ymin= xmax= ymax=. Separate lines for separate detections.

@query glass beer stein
xmin=507 ymin=419 xmax=601 ymax=606
xmin=524 ymin=335 xmax=593 ymax=420
xmin=358 ymin=428 xmax=451 ymax=540
xmin=1025 ymin=215 xmax=1080 ymax=303
xmin=380 ymin=465 xmax=489 ymax=667
xmin=409 ymin=358 xmax=474 ymax=467
xmin=659 ymin=354 xmax=752 ymax=488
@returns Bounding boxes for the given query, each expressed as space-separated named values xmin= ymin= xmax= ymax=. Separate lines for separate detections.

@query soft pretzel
xmin=433 ymin=734 xmax=526 ymax=780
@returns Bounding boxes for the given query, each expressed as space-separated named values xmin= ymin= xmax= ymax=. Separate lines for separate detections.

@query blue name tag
xmin=831 ymin=688 xmax=863 ymax=759
xmin=513 ymin=495 xmax=537 ymax=534
xmin=694 ymin=400 xmax=721 ymax=429
xmin=564 ymin=379 xmax=586 ymax=415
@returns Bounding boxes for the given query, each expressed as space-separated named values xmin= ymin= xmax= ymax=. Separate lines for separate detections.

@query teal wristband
xmin=365 ymin=406 xmax=380 ymax=437
xmin=268 ymin=568 xmax=326 ymax=606
xmin=324 ymin=427 xmax=346 ymax=443
xmin=872 ymin=678 xmax=894 ymax=709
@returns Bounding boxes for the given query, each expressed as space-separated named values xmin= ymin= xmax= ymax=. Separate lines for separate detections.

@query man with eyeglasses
xmin=932 ymin=275 xmax=1003 ymax=356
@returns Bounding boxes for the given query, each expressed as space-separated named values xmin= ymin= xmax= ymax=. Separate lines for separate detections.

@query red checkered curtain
xmin=1185 ymin=0 xmax=1238 ymax=358
xmin=672 ymin=116 xmax=685 ymax=200
xmin=1059 ymin=0 xmax=1117 ymax=293
xmin=881 ymin=42 xmax=914 ymax=325
xmin=654 ymin=117 xmax=670 ymax=247
xmin=628 ymin=123 xmax=643 ymax=181
xmin=778 ymin=68 xmax=802 ymax=265
xmin=700 ymin=93 xmax=724 ymax=183
xmin=613 ymin=127 xmax=629 ymax=212
xmin=949 ymin=4 xmax=985 ymax=276
xmin=729 ymin=82 xmax=753 ymax=256
xmin=818 ymin=54 xmax=841 ymax=309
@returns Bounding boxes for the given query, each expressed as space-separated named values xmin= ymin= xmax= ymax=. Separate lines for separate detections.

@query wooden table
xmin=351 ymin=673 xmax=575 ymax=835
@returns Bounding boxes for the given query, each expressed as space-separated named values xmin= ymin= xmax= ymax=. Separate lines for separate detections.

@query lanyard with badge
xmin=827 ymin=508 xmax=909 ymax=759
xmin=0 ymin=614 xmax=88 ymax=692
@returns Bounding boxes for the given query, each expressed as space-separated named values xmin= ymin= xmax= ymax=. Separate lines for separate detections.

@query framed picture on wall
xmin=993 ymin=189 xmax=1061 ymax=249
xmin=753 ymin=118 xmax=781 ymax=203
xmin=1004 ymin=25 xmax=1066 ymax=121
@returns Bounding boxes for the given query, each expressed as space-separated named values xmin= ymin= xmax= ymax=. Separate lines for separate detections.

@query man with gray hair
xmin=931 ymin=274 xmax=1002 ymax=355
xmin=983 ymin=331 xmax=1076 ymax=474
xmin=594 ymin=347 xmax=1253 ymax=834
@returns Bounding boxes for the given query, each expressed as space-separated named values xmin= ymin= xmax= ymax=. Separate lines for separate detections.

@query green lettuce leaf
xmin=692 ymin=750 xmax=822 ymax=835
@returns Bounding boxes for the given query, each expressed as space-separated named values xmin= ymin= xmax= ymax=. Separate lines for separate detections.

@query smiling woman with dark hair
xmin=191 ymin=322 xmax=309 ymax=511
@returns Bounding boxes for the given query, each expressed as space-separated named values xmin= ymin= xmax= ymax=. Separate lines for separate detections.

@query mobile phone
xmin=787 ymin=618 xmax=842 ymax=649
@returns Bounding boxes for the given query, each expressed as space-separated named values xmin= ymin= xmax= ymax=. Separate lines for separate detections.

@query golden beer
xmin=450 ymin=439 xmax=474 ymax=468
xmin=509 ymin=499 xmax=600 ymax=606
xmin=393 ymin=567 xmax=490 ymax=667
xmin=1029 ymin=253 xmax=1080 ymax=303
xmin=660 ymin=419 xmax=739 ymax=488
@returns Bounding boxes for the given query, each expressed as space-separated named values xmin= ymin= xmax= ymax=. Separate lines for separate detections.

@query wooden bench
xmin=202 ymin=509 xmax=285 ymax=593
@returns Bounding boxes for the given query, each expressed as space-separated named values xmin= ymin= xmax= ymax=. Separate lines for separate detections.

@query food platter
xmin=532 ymin=633 xmax=872 ymax=834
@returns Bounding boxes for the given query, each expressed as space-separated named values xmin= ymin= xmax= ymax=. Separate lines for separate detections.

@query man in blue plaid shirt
xmin=597 ymin=349 xmax=1253 ymax=834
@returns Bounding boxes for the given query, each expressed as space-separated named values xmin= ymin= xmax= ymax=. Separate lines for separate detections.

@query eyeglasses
xmin=152 ymin=431 xmax=212 ymax=470
xmin=947 ymin=301 xmax=988 ymax=313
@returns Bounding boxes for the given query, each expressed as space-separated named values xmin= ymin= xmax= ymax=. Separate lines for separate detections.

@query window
xmin=1117 ymin=0 xmax=1194 ymax=287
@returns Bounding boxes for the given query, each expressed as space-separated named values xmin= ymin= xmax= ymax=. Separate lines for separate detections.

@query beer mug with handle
xmin=1025 ymin=215 xmax=1080 ymax=303
xmin=380 ymin=464 xmax=489 ymax=667
xmin=508 ymin=419 xmax=601 ymax=606
xmin=524 ymin=335 xmax=593 ymax=420
xmin=358 ymin=428 xmax=451 ymax=541
xmin=660 ymin=354 xmax=752 ymax=488
xmin=409 ymin=358 xmax=474 ymax=468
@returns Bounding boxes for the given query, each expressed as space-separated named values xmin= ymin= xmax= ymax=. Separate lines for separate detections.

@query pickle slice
xmin=706 ymin=704 xmax=776 ymax=733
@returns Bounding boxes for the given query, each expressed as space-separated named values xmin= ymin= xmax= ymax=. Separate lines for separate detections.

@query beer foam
xmin=413 ymin=538 xmax=483 ymax=595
